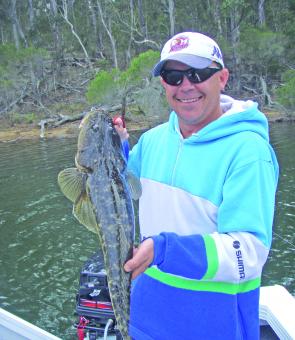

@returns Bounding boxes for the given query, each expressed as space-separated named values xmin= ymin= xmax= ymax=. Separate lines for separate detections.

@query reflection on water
xmin=0 ymin=123 xmax=294 ymax=339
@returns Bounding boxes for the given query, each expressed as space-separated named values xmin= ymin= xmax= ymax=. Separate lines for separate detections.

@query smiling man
xmin=124 ymin=32 xmax=279 ymax=340
xmin=160 ymin=59 xmax=228 ymax=137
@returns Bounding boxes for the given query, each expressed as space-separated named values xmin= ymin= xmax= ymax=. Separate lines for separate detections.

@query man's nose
xmin=180 ymin=74 xmax=196 ymax=88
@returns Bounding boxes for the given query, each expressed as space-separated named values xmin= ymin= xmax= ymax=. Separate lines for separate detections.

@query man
xmin=123 ymin=32 xmax=279 ymax=339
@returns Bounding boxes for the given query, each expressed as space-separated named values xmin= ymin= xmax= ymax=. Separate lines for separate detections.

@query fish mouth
xmin=75 ymin=156 xmax=93 ymax=174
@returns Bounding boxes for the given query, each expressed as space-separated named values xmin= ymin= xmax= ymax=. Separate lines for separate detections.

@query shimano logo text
xmin=233 ymin=241 xmax=245 ymax=279
xmin=236 ymin=250 xmax=245 ymax=279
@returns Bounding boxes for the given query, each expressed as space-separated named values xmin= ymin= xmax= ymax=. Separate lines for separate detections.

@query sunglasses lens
xmin=161 ymin=70 xmax=183 ymax=86
xmin=190 ymin=68 xmax=219 ymax=83
xmin=161 ymin=67 xmax=221 ymax=86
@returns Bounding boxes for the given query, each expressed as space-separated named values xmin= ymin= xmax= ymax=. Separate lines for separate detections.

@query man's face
xmin=160 ymin=60 xmax=229 ymax=137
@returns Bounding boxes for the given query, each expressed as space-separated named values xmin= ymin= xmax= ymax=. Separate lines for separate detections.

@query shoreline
xmin=0 ymin=116 xmax=160 ymax=143
xmin=0 ymin=112 xmax=293 ymax=143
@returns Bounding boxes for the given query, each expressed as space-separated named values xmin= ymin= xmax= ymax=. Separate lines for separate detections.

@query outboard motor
xmin=75 ymin=251 xmax=123 ymax=340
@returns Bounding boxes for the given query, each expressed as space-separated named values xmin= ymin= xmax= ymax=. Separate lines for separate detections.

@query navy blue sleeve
xmin=151 ymin=232 xmax=208 ymax=280
xmin=122 ymin=140 xmax=129 ymax=160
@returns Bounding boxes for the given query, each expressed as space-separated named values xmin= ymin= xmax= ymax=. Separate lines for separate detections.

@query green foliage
xmin=0 ymin=44 xmax=49 ymax=115
xmin=2 ymin=0 xmax=295 ymax=114
xmin=221 ymin=0 xmax=249 ymax=12
xmin=0 ymin=44 xmax=47 ymax=66
xmin=119 ymin=50 xmax=160 ymax=86
xmin=52 ymin=102 xmax=86 ymax=115
xmin=23 ymin=112 xmax=39 ymax=124
xmin=0 ymin=44 xmax=48 ymax=88
xmin=93 ymin=59 xmax=112 ymax=69
xmin=0 ymin=68 xmax=13 ymax=89
xmin=86 ymin=69 xmax=121 ymax=105
xmin=239 ymin=28 xmax=285 ymax=73
xmin=0 ymin=44 xmax=18 ymax=66
xmin=86 ymin=50 xmax=160 ymax=105
xmin=6 ymin=112 xmax=39 ymax=125
xmin=276 ymin=70 xmax=295 ymax=110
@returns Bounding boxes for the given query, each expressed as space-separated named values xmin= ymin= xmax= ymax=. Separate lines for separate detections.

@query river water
xmin=0 ymin=123 xmax=294 ymax=339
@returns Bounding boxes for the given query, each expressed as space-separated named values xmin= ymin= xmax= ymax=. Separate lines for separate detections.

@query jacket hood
xmin=169 ymin=94 xmax=269 ymax=143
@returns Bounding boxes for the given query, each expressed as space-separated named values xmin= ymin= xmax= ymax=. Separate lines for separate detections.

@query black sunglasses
xmin=160 ymin=66 xmax=222 ymax=86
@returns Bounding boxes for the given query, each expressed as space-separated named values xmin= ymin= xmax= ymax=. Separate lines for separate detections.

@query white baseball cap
xmin=153 ymin=32 xmax=224 ymax=76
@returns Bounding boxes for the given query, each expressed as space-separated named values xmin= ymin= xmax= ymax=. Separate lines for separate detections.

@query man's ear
xmin=219 ymin=68 xmax=229 ymax=91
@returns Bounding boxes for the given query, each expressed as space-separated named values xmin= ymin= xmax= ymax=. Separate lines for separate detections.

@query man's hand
xmin=124 ymin=238 xmax=154 ymax=279
xmin=113 ymin=116 xmax=129 ymax=141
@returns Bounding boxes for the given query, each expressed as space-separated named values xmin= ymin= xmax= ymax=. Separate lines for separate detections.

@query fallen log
xmin=37 ymin=103 xmax=126 ymax=137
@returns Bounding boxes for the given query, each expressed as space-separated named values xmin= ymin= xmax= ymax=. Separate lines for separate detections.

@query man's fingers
xmin=124 ymin=238 xmax=154 ymax=277
xmin=131 ymin=259 xmax=152 ymax=279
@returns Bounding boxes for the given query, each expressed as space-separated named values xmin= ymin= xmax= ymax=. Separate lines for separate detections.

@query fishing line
xmin=273 ymin=231 xmax=295 ymax=251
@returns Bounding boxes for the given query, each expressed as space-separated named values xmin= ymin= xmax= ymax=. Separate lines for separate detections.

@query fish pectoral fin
xmin=58 ymin=168 xmax=85 ymax=203
xmin=73 ymin=193 xmax=99 ymax=234
xmin=127 ymin=171 xmax=142 ymax=200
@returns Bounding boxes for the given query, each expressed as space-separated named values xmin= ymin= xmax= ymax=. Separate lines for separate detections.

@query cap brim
xmin=153 ymin=54 xmax=212 ymax=76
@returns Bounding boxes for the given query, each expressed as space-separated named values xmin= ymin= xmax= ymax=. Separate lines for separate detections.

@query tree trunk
xmin=48 ymin=0 xmax=61 ymax=53
xmin=258 ymin=0 xmax=266 ymax=27
xmin=229 ymin=6 xmax=241 ymax=93
xmin=87 ymin=0 xmax=98 ymax=57
xmin=27 ymin=0 xmax=34 ymax=30
xmin=211 ymin=0 xmax=222 ymax=37
xmin=48 ymin=0 xmax=63 ymax=87
xmin=61 ymin=0 xmax=93 ymax=69
xmin=126 ymin=0 xmax=134 ymax=65
xmin=167 ymin=0 xmax=175 ymax=37
xmin=137 ymin=0 xmax=147 ymax=39
xmin=260 ymin=76 xmax=273 ymax=106
xmin=12 ymin=21 xmax=20 ymax=50
xmin=10 ymin=0 xmax=28 ymax=48
xmin=96 ymin=0 xmax=118 ymax=68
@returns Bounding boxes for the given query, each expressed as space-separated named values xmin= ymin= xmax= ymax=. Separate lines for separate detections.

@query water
xmin=262 ymin=122 xmax=295 ymax=290
xmin=0 ymin=123 xmax=294 ymax=339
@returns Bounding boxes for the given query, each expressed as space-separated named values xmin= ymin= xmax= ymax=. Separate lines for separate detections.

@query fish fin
xmin=127 ymin=171 xmax=142 ymax=200
xmin=57 ymin=168 xmax=84 ymax=203
xmin=73 ymin=193 xmax=99 ymax=234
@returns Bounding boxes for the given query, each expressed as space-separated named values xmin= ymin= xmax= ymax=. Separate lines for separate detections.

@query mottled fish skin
xmin=60 ymin=109 xmax=134 ymax=339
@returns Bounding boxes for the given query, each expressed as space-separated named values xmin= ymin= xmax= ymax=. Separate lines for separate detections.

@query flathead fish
xmin=57 ymin=108 xmax=141 ymax=339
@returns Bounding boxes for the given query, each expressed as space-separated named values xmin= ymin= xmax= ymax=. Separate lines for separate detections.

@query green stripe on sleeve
xmin=202 ymin=234 xmax=219 ymax=280
xmin=145 ymin=267 xmax=261 ymax=295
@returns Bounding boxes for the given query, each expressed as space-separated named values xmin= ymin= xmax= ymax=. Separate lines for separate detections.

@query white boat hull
xmin=0 ymin=285 xmax=294 ymax=339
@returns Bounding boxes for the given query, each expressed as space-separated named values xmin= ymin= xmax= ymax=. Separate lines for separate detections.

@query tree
xmin=275 ymin=70 xmax=295 ymax=111
xmin=60 ymin=0 xmax=92 ymax=68
xmin=238 ymin=27 xmax=286 ymax=105
xmin=97 ymin=0 xmax=118 ymax=68
xmin=86 ymin=50 xmax=160 ymax=109
xmin=10 ymin=0 xmax=28 ymax=49
xmin=1 ymin=0 xmax=295 ymax=119
xmin=257 ymin=0 xmax=266 ymax=26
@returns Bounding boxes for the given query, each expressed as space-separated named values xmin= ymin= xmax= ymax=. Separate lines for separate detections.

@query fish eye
xmin=92 ymin=123 xmax=99 ymax=131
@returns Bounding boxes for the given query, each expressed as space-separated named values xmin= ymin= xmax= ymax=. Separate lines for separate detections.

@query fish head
xmin=76 ymin=109 xmax=126 ymax=172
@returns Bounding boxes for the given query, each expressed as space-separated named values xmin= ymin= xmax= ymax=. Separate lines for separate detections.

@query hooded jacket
xmin=127 ymin=95 xmax=279 ymax=340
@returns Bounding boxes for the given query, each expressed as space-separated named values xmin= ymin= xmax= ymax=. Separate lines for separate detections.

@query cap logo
xmin=212 ymin=46 xmax=222 ymax=60
xmin=170 ymin=36 xmax=189 ymax=52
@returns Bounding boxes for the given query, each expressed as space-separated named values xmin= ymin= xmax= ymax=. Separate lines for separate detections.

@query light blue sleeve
xmin=218 ymin=157 xmax=278 ymax=248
